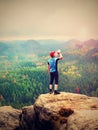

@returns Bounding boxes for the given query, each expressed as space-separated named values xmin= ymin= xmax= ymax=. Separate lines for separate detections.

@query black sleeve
xmin=56 ymin=58 xmax=60 ymax=62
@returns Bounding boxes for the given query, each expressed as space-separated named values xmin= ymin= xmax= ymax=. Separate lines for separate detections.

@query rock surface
xmin=0 ymin=92 xmax=98 ymax=130
xmin=0 ymin=106 xmax=21 ymax=130
xmin=33 ymin=92 xmax=98 ymax=130
xmin=19 ymin=105 xmax=34 ymax=130
xmin=68 ymin=110 xmax=98 ymax=130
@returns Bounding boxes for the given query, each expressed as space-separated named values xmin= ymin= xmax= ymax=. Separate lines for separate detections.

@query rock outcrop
xmin=19 ymin=105 xmax=34 ymax=130
xmin=0 ymin=92 xmax=98 ymax=130
xmin=0 ymin=106 xmax=21 ymax=130
xmin=33 ymin=92 xmax=98 ymax=130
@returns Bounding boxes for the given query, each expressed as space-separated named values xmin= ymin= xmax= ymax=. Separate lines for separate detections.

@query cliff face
xmin=0 ymin=106 xmax=21 ymax=130
xmin=0 ymin=92 xmax=98 ymax=130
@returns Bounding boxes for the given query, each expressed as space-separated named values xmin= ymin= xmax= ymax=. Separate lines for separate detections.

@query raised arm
xmin=57 ymin=50 xmax=63 ymax=60
xmin=56 ymin=49 xmax=63 ymax=60
xmin=59 ymin=52 xmax=63 ymax=60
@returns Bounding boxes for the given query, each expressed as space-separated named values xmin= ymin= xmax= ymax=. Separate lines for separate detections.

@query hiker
xmin=48 ymin=49 xmax=63 ymax=94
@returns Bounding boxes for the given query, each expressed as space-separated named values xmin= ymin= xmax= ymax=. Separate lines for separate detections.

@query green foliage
xmin=0 ymin=62 xmax=49 ymax=108
xmin=0 ymin=40 xmax=98 ymax=108
xmin=0 ymin=59 xmax=97 ymax=109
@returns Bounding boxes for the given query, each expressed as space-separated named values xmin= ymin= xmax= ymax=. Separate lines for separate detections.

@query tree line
xmin=0 ymin=60 xmax=98 ymax=108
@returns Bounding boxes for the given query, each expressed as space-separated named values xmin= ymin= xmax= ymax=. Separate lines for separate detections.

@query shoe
xmin=49 ymin=89 xmax=53 ymax=94
xmin=54 ymin=90 xmax=60 ymax=95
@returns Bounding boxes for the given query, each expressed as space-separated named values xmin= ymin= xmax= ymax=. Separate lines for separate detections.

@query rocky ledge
xmin=0 ymin=106 xmax=21 ymax=130
xmin=0 ymin=92 xmax=98 ymax=130
xmin=33 ymin=92 xmax=98 ymax=130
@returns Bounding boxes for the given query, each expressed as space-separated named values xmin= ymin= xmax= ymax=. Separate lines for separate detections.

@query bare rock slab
xmin=34 ymin=92 xmax=98 ymax=130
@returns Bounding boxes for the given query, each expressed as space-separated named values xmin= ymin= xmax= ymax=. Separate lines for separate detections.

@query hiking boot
xmin=54 ymin=90 xmax=60 ymax=95
xmin=49 ymin=89 xmax=53 ymax=94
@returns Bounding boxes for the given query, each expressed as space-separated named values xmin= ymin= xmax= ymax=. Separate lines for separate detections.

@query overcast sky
xmin=0 ymin=0 xmax=98 ymax=41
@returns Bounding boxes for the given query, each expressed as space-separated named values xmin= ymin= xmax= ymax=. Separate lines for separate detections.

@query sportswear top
xmin=48 ymin=57 xmax=60 ymax=72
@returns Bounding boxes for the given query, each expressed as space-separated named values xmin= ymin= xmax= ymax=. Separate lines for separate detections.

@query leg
xmin=54 ymin=72 xmax=60 ymax=94
xmin=49 ymin=72 xmax=54 ymax=94
xmin=54 ymin=84 xmax=60 ymax=94
xmin=49 ymin=84 xmax=53 ymax=90
xmin=54 ymin=84 xmax=58 ymax=91
xmin=54 ymin=71 xmax=59 ymax=90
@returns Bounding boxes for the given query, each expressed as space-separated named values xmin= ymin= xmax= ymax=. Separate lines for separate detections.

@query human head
xmin=50 ymin=51 xmax=55 ymax=57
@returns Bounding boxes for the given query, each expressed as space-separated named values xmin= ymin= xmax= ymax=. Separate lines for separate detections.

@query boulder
xmin=33 ymin=92 xmax=98 ymax=130
xmin=0 ymin=106 xmax=21 ymax=130
xmin=68 ymin=110 xmax=98 ymax=130
xmin=19 ymin=105 xmax=34 ymax=130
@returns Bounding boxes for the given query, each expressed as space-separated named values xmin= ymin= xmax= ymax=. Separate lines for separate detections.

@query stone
xmin=1 ymin=92 xmax=98 ymax=130
xmin=19 ymin=105 xmax=34 ymax=130
xmin=0 ymin=106 xmax=21 ymax=130
xmin=33 ymin=92 xmax=98 ymax=130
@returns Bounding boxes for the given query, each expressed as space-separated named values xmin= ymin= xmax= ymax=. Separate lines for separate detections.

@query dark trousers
xmin=50 ymin=71 xmax=59 ymax=85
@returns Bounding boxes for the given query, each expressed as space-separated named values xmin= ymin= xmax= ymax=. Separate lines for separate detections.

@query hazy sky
xmin=0 ymin=0 xmax=98 ymax=41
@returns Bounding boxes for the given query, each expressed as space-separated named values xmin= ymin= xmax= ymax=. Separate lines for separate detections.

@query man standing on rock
xmin=48 ymin=49 xmax=63 ymax=94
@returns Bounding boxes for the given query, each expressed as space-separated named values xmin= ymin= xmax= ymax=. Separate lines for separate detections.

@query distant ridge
xmin=0 ymin=38 xmax=98 ymax=57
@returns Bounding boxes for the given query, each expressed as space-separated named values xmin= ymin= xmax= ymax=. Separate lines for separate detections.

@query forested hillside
xmin=0 ymin=39 xmax=98 ymax=108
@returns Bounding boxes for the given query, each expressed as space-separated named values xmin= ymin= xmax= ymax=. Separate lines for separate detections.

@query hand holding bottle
xmin=57 ymin=49 xmax=61 ymax=55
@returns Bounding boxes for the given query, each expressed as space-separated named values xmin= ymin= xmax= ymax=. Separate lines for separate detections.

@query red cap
xmin=50 ymin=51 xmax=55 ymax=57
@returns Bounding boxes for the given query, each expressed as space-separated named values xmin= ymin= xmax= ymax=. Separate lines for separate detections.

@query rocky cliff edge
xmin=0 ymin=92 xmax=98 ymax=130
